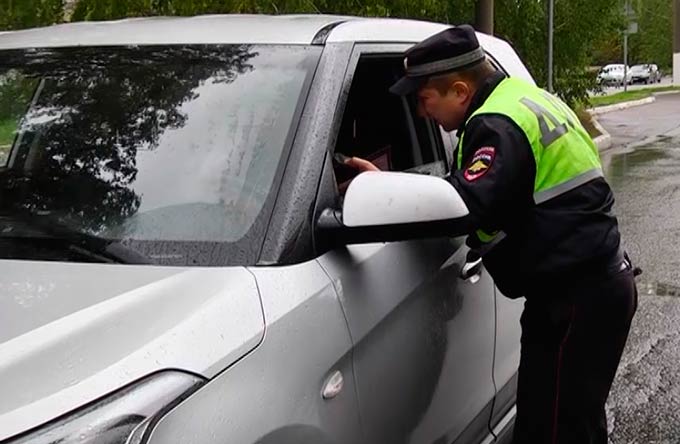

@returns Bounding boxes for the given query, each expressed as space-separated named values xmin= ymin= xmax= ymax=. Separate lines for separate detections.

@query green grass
xmin=589 ymin=86 xmax=680 ymax=108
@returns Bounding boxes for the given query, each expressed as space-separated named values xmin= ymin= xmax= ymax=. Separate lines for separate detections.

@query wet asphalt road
xmin=599 ymin=93 xmax=680 ymax=443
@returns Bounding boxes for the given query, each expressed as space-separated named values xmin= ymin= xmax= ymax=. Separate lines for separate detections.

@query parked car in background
xmin=597 ymin=64 xmax=632 ymax=86
xmin=630 ymin=64 xmax=661 ymax=84
xmin=0 ymin=15 xmax=530 ymax=444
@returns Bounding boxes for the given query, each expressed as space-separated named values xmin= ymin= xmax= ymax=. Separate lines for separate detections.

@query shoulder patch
xmin=464 ymin=147 xmax=496 ymax=181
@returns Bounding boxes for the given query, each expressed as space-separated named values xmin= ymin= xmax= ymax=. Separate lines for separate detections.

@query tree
xmin=3 ymin=0 xmax=631 ymax=106
xmin=630 ymin=0 xmax=673 ymax=67
xmin=495 ymin=0 xmax=623 ymax=105
xmin=70 ymin=0 xmax=469 ymax=21
xmin=592 ymin=0 xmax=673 ymax=69
xmin=0 ymin=0 xmax=65 ymax=30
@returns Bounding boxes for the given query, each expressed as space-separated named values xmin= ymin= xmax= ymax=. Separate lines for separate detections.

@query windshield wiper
xmin=0 ymin=212 xmax=152 ymax=265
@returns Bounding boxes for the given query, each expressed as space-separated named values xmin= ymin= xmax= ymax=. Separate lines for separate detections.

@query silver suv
xmin=0 ymin=15 xmax=531 ymax=444
xmin=630 ymin=63 xmax=661 ymax=84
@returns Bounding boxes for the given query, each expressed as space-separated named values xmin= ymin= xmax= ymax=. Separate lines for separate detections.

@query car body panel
xmin=630 ymin=64 xmax=660 ymax=83
xmin=0 ymin=261 xmax=264 ymax=440
xmin=326 ymin=21 xmax=535 ymax=84
xmin=491 ymin=290 xmax=523 ymax=423
xmin=317 ymin=240 xmax=496 ymax=444
xmin=0 ymin=15 xmax=350 ymax=48
xmin=146 ymin=260 xmax=363 ymax=444
xmin=597 ymin=64 xmax=632 ymax=84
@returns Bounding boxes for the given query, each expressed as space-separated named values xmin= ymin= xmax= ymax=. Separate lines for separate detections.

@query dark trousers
xmin=512 ymin=267 xmax=638 ymax=444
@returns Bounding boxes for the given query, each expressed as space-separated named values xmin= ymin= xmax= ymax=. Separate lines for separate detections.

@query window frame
xmin=333 ymin=44 xmax=450 ymax=178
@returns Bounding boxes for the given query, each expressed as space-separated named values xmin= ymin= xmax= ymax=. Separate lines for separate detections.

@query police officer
xmin=347 ymin=25 xmax=638 ymax=444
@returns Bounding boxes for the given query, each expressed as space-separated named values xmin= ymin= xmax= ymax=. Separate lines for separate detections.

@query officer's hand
xmin=344 ymin=156 xmax=381 ymax=172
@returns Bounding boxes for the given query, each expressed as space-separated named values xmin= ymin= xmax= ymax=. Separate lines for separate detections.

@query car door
xmin=481 ymin=44 xmax=532 ymax=436
xmin=315 ymin=44 xmax=497 ymax=444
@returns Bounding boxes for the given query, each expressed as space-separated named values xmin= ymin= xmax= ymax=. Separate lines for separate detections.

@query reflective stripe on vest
xmin=457 ymin=77 xmax=603 ymax=205
xmin=533 ymin=167 xmax=603 ymax=204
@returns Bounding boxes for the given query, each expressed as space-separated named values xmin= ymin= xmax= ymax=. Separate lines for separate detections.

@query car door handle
xmin=460 ymin=258 xmax=483 ymax=283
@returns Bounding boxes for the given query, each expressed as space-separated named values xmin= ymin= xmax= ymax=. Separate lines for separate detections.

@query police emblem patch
xmin=464 ymin=147 xmax=495 ymax=181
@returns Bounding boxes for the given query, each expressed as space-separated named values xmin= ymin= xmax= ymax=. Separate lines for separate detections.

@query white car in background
xmin=630 ymin=64 xmax=661 ymax=84
xmin=597 ymin=64 xmax=632 ymax=86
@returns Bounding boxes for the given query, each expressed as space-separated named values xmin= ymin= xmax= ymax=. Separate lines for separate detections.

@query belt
xmin=526 ymin=247 xmax=635 ymax=296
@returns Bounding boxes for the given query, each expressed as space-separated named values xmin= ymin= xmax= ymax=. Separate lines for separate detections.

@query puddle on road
xmin=604 ymin=135 xmax=680 ymax=182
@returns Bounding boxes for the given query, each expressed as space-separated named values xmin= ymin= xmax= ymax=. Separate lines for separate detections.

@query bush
xmin=0 ymin=0 xmax=65 ymax=30
xmin=4 ymin=0 xmax=625 ymax=108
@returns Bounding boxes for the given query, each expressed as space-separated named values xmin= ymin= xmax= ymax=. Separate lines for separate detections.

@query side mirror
xmin=317 ymin=172 xmax=470 ymax=245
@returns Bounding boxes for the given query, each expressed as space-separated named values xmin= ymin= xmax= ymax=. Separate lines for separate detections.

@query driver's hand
xmin=344 ymin=156 xmax=381 ymax=172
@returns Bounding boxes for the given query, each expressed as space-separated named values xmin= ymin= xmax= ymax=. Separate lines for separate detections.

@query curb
xmin=653 ymin=90 xmax=680 ymax=96
xmin=588 ymin=89 xmax=678 ymax=151
xmin=589 ymin=96 xmax=656 ymax=116
xmin=591 ymin=116 xmax=612 ymax=152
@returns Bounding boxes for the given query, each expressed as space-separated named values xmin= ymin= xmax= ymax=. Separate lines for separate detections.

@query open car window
xmin=333 ymin=55 xmax=448 ymax=195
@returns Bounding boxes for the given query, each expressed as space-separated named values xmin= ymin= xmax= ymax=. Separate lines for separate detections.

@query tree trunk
xmin=475 ymin=0 xmax=494 ymax=35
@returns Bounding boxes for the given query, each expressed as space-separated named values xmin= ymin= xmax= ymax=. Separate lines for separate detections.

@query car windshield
xmin=631 ymin=65 xmax=646 ymax=71
xmin=0 ymin=45 xmax=320 ymax=266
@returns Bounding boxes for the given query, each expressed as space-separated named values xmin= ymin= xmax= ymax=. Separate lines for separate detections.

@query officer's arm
xmin=447 ymin=115 xmax=536 ymax=232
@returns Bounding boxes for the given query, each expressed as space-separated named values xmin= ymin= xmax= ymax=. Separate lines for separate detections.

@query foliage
xmin=0 ymin=0 xmax=65 ymax=30
xmin=3 ymin=0 xmax=661 ymax=106
xmin=592 ymin=0 xmax=673 ymax=69
xmin=0 ymin=71 xmax=38 ymax=146
xmin=68 ymin=0 xmax=477 ymax=22
xmin=629 ymin=0 xmax=673 ymax=68
xmin=0 ymin=118 xmax=17 ymax=146
xmin=495 ymin=0 xmax=623 ymax=105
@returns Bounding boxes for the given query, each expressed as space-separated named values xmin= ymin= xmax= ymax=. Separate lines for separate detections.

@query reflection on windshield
xmin=0 ymin=45 xmax=320 ymax=266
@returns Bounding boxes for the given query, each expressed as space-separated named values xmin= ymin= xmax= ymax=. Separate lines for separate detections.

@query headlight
xmin=5 ymin=371 xmax=204 ymax=444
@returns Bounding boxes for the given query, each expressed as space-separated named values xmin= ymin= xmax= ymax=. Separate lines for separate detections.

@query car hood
xmin=0 ymin=260 xmax=265 ymax=441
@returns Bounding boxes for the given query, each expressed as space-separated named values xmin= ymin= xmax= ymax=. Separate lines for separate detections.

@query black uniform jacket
xmin=448 ymin=72 xmax=621 ymax=298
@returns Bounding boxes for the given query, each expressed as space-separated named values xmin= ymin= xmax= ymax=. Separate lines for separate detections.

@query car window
xmin=0 ymin=45 xmax=320 ymax=266
xmin=333 ymin=55 xmax=447 ymax=194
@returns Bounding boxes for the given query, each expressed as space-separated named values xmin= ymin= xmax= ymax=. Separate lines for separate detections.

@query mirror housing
xmin=318 ymin=172 xmax=471 ymax=245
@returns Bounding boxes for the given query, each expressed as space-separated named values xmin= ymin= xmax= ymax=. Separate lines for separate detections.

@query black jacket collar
xmin=456 ymin=71 xmax=507 ymax=138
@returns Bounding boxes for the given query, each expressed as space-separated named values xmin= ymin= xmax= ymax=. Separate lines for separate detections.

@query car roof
xmin=0 ymin=14 xmax=469 ymax=49
xmin=0 ymin=15 xmax=349 ymax=49
xmin=0 ymin=14 xmax=534 ymax=83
